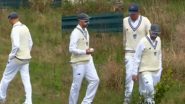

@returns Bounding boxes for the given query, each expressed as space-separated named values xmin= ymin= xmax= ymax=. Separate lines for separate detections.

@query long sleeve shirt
xmin=133 ymin=35 xmax=162 ymax=75
xmin=69 ymin=24 xmax=91 ymax=63
xmin=9 ymin=21 xmax=33 ymax=60
xmin=69 ymin=25 xmax=89 ymax=55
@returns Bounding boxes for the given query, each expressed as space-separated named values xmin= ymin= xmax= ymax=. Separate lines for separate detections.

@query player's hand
xmin=132 ymin=75 xmax=138 ymax=82
xmin=86 ymin=48 xmax=94 ymax=54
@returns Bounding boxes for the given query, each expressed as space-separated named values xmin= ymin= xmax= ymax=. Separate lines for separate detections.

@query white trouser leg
xmin=69 ymin=64 xmax=85 ymax=104
xmin=20 ymin=63 xmax=32 ymax=104
xmin=139 ymin=72 xmax=155 ymax=103
xmin=124 ymin=54 xmax=134 ymax=100
xmin=82 ymin=58 xmax=99 ymax=104
xmin=0 ymin=58 xmax=21 ymax=99
xmin=139 ymin=73 xmax=145 ymax=96
xmin=153 ymin=69 xmax=162 ymax=86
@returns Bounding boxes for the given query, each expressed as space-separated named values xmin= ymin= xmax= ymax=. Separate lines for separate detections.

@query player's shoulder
xmin=141 ymin=16 xmax=150 ymax=21
xmin=141 ymin=36 xmax=148 ymax=41
xmin=139 ymin=36 xmax=149 ymax=44
xmin=70 ymin=27 xmax=81 ymax=37
xmin=123 ymin=16 xmax=129 ymax=21
xmin=22 ymin=24 xmax=29 ymax=30
xmin=12 ymin=25 xmax=20 ymax=32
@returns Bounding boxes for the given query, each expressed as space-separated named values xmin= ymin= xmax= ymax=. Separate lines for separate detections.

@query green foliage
xmin=62 ymin=0 xmax=113 ymax=15
xmin=160 ymin=83 xmax=185 ymax=104
xmin=155 ymin=68 xmax=174 ymax=104
xmin=0 ymin=0 xmax=185 ymax=103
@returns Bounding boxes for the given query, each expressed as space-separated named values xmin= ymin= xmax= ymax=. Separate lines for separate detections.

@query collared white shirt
xmin=130 ymin=15 xmax=141 ymax=28
xmin=133 ymin=35 xmax=162 ymax=75
xmin=69 ymin=24 xmax=89 ymax=55
xmin=9 ymin=21 xmax=33 ymax=60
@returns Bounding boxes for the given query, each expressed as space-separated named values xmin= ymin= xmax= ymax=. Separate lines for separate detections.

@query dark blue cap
xmin=128 ymin=4 xmax=139 ymax=14
xmin=77 ymin=13 xmax=90 ymax=20
xmin=151 ymin=24 xmax=161 ymax=33
xmin=8 ymin=12 xmax=19 ymax=19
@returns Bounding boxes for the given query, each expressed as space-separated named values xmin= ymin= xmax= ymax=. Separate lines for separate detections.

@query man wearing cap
xmin=68 ymin=13 xmax=100 ymax=104
xmin=123 ymin=3 xmax=151 ymax=104
xmin=132 ymin=24 xmax=162 ymax=104
xmin=0 ymin=12 xmax=33 ymax=104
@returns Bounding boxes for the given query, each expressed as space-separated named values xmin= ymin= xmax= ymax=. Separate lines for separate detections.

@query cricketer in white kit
xmin=69 ymin=13 xmax=100 ymax=104
xmin=123 ymin=3 xmax=151 ymax=104
xmin=132 ymin=24 xmax=162 ymax=104
xmin=0 ymin=12 xmax=33 ymax=104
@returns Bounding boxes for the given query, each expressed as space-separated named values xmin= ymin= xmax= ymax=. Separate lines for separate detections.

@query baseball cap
xmin=77 ymin=13 xmax=90 ymax=20
xmin=151 ymin=24 xmax=161 ymax=33
xmin=128 ymin=3 xmax=139 ymax=14
xmin=8 ymin=12 xmax=19 ymax=19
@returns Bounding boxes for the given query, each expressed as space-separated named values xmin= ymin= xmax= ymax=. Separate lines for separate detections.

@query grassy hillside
xmin=0 ymin=0 xmax=185 ymax=104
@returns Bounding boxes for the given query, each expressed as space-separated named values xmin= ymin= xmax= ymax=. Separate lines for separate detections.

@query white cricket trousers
xmin=124 ymin=53 xmax=134 ymax=98
xmin=0 ymin=58 xmax=32 ymax=104
xmin=69 ymin=58 xmax=100 ymax=104
xmin=139 ymin=69 xmax=162 ymax=101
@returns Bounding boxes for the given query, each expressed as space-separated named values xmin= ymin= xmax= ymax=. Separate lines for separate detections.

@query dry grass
xmin=101 ymin=60 xmax=123 ymax=91
xmin=0 ymin=0 xmax=185 ymax=103
xmin=168 ymin=13 xmax=185 ymax=81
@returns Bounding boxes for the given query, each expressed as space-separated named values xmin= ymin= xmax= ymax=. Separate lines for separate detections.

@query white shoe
xmin=23 ymin=102 xmax=32 ymax=104
xmin=81 ymin=101 xmax=93 ymax=104
xmin=123 ymin=98 xmax=131 ymax=104
xmin=144 ymin=98 xmax=155 ymax=104
xmin=124 ymin=92 xmax=132 ymax=104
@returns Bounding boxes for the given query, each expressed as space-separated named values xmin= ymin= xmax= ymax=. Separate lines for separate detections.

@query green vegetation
xmin=0 ymin=0 xmax=185 ymax=104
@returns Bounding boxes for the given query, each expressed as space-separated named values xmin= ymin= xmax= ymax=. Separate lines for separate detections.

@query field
xmin=0 ymin=0 xmax=185 ymax=104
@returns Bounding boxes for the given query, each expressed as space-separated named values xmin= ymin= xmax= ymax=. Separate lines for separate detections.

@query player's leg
xmin=124 ymin=54 xmax=134 ymax=104
xmin=20 ymin=62 xmax=32 ymax=104
xmin=140 ymin=72 xmax=155 ymax=104
xmin=82 ymin=58 xmax=99 ymax=104
xmin=69 ymin=63 xmax=86 ymax=104
xmin=0 ymin=58 xmax=21 ymax=101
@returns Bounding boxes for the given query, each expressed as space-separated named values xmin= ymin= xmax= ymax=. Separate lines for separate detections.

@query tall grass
xmin=0 ymin=0 xmax=185 ymax=104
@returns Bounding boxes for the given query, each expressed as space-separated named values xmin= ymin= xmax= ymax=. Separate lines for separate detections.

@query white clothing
xmin=9 ymin=21 xmax=33 ymax=60
xmin=0 ymin=21 xmax=33 ymax=104
xmin=124 ymin=53 xmax=134 ymax=98
xmin=0 ymin=59 xmax=32 ymax=104
xmin=123 ymin=15 xmax=151 ymax=101
xmin=69 ymin=58 xmax=99 ymax=104
xmin=133 ymin=35 xmax=162 ymax=103
xmin=130 ymin=15 xmax=141 ymax=28
xmin=69 ymin=25 xmax=89 ymax=55
xmin=138 ymin=71 xmax=160 ymax=104
xmin=123 ymin=15 xmax=151 ymax=51
xmin=69 ymin=25 xmax=91 ymax=63
xmin=133 ymin=35 xmax=162 ymax=77
xmin=69 ymin=25 xmax=99 ymax=104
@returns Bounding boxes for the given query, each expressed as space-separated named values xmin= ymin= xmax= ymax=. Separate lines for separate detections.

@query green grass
xmin=0 ymin=0 xmax=185 ymax=104
xmin=160 ymin=82 xmax=185 ymax=104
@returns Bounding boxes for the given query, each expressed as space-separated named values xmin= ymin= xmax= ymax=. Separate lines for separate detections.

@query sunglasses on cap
xmin=151 ymin=31 xmax=160 ymax=35
xmin=82 ymin=20 xmax=89 ymax=24
xmin=84 ymin=20 xmax=89 ymax=23
xmin=79 ymin=19 xmax=90 ymax=24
